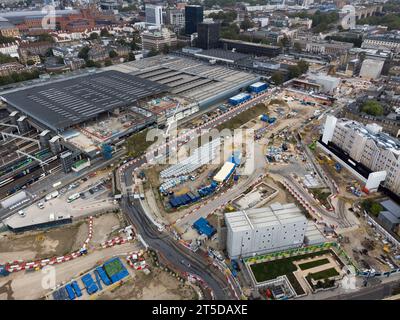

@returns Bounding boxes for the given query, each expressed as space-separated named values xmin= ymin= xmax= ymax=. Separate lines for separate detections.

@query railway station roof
xmin=1 ymin=70 xmax=168 ymax=132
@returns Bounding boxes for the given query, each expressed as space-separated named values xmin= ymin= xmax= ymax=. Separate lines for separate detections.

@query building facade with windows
xmin=145 ymin=4 xmax=163 ymax=27
xmin=185 ymin=5 xmax=203 ymax=35
xmin=322 ymin=116 xmax=400 ymax=195
xmin=141 ymin=28 xmax=177 ymax=52
xmin=196 ymin=21 xmax=220 ymax=50
xmin=225 ymin=203 xmax=307 ymax=258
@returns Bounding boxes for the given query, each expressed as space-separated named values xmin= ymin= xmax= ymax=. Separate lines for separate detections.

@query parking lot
xmin=3 ymin=171 xmax=116 ymax=230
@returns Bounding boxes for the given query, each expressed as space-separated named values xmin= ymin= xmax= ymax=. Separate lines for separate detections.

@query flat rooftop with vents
xmin=1 ymin=70 xmax=168 ymax=132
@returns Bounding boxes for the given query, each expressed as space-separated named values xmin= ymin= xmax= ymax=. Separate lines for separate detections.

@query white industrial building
xmin=308 ymin=74 xmax=340 ymax=94
xmin=359 ymin=58 xmax=385 ymax=80
xmin=225 ymin=203 xmax=308 ymax=259
xmin=214 ymin=161 xmax=236 ymax=183
xmin=322 ymin=116 xmax=400 ymax=195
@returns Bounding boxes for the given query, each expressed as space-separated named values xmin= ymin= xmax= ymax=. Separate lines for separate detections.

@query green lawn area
xmin=309 ymin=268 xmax=339 ymax=281
xmin=125 ymin=129 xmax=154 ymax=158
xmin=249 ymin=249 xmax=337 ymax=296
xmin=216 ymin=103 xmax=268 ymax=131
xmin=251 ymin=257 xmax=297 ymax=282
xmin=250 ymin=250 xmax=331 ymax=283
xmin=298 ymin=258 xmax=330 ymax=271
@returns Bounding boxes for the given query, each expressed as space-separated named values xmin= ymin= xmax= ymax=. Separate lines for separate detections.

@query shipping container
xmin=95 ymin=267 xmax=112 ymax=286
xmin=228 ymin=93 xmax=251 ymax=106
xmin=81 ymin=274 xmax=98 ymax=295
xmin=193 ymin=217 xmax=216 ymax=238
xmin=260 ymin=114 xmax=269 ymax=122
xmin=248 ymin=82 xmax=268 ymax=93
xmin=65 ymin=284 xmax=76 ymax=300
xmin=71 ymin=281 xmax=82 ymax=297
xmin=103 ymin=257 xmax=129 ymax=284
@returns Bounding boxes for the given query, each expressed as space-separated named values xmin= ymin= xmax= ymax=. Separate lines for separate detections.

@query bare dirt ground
xmin=0 ymin=211 xmax=123 ymax=263
xmin=97 ymin=268 xmax=197 ymax=300
xmin=264 ymin=176 xmax=296 ymax=205
xmin=0 ymin=221 xmax=87 ymax=262
xmin=0 ymin=242 xmax=139 ymax=300
xmin=90 ymin=212 xmax=123 ymax=246
xmin=340 ymin=224 xmax=391 ymax=272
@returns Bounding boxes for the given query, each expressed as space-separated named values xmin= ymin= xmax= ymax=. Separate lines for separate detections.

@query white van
xmin=67 ymin=193 xmax=80 ymax=203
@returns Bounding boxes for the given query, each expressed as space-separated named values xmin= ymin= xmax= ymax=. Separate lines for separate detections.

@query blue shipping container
xmin=228 ymin=93 xmax=251 ymax=106
xmin=96 ymin=267 xmax=112 ymax=286
xmin=193 ymin=217 xmax=216 ymax=238
xmin=249 ymin=82 xmax=268 ymax=93
xmin=109 ymin=269 xmax=129 ymax=283
xmin=71 ymin=281 xmax=82 ymax=297
xmin=65 ymin=284 xmax=76 ymax=300
xmin=81 ymin=274 xmax=98 ymax=295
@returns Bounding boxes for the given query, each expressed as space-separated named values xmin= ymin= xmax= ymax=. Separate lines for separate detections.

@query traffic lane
xmin=122 ymin=200 xmax=229 ymax=300
xmin=326 ymin=283 xmax=393 ymax=300
xmin=123 ymin=202 xmax=228 ymax=299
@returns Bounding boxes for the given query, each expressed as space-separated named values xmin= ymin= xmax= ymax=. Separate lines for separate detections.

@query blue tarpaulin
xmin=193 ymin=217 xmax=216 ymax=238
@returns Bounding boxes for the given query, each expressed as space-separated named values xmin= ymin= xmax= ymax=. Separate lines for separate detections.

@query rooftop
xmin=380 ymin=211 xmax=400 ymax=224
xmin=338 ymin=119 xmax=400 ymax=157
xmin=106 ymin=55 xmax=258 ymax=106
xmin=380 ymin=199 xmax=400 ymax=218
xmin=225 ymin=202 xmax=307 ymax=232
xmin=194 ymin=49 xmax=249 ymax=63
xmin=1 ymin=70 xmax=168 ymax=132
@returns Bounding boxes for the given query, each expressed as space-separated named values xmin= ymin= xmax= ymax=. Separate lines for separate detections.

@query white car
xmin=18 ymin=210 xmax=26 ymax=217
xmin=37 ymin=202 xmax=45 ymax=209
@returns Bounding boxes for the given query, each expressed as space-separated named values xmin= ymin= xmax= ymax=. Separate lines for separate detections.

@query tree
xmin=78 ymin=46 xmax=90 ymax=60
xmin=162 ymin=44 xmax=170 ymax=54
xmin=130 ymin=39 xmax=139 ymax=51
xmin=297 ymin=60 xmax=309 ymax=74
xmin=128 ymin=52 xmax=136 ymax=61
xmin=294 ymin=42 xmax=302 ymax=52
xmin=288 ymin=65 xmax=301 ymax=79
xmin=0 ymin=69 xmax=40 ymax=86
xmin=88 ymin=32 xmax=100 ymax=41
xmin=109 ymin=50 xmax=118 ymax=59
xmin=85 ymin=60 xmax=101 ymax=68
xmin=26 ymin=59 xmax=35 ymax=66
xmin=370 ymin=203 xmax=383 ymax=216
xmin=56 ymin=56 xmax=64 ymax=64
xmin=0 ymin=52 xmax=16 ymax=64
xmin=208 ymin=11 xmax=236 ymax=26
xmin=147 ymin=48 xmax=159 ymax=57
xmin=361 ymin=100 xmax=384 ymax=116
xmin=45 ymin=48 xmax=54 ymax=57
xmin=240 ymin=18 xmax=254 ymax=30
xmin=271 ymin=71 xmax=284 ymax=85
xmin=0 ymin=35 xmax=16 ymax=44
xmin=100 ymin=28 xmax=110 ymax=37
xmin=104 ymin=58 xmax=112 ymax=66
xmin=36 ymin=33 xmax=55 ymax=43
xmin=278 ymin=35 xmax=290 ymax=48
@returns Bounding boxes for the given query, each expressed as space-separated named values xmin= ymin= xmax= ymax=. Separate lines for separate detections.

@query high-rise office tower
xmin=197 ymin=21 xmax=220 ymax=49
xmin=184 ymin=5 xmax=203 ymax=35
xmin=145 ymin=4 xmax=163 ymax=27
